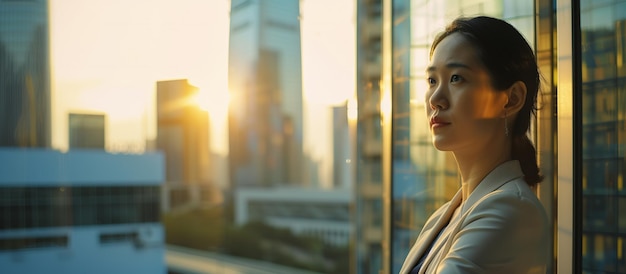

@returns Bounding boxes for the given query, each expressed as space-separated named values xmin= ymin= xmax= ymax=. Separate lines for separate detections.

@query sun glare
xmin=347 ymin=96 xmax=358 ymax=121
xmin=192 ymin=90 xmax=211 ymax=112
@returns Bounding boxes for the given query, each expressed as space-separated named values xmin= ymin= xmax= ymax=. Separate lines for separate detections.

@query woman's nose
xmin=428 ymin=87 xmax=448 ymax=110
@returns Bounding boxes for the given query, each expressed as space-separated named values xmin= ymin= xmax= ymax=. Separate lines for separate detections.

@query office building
xmin=0 ymin=149 xmax=164 ymax=274
xmin=69 ymin=113 xmax=106 ymax=150
xmin=332 ymin=103 xmax=353 ymax=190
xmin=360 ymin=0 xmax=625 ymax=273
xmin=354 ymin=0 xmax=384 ymax=272
xmin=228 ymin=0 xmax=304 ymax=188
xmin=234 ymin=187 xmax=351 ymax=246
xmin=302 ymin=155 xmax=322 ymax=188
xmin=156 ymin=79 xmax=217 ymax=210
xmin=0 ymin=0 xmax=51 ymax=148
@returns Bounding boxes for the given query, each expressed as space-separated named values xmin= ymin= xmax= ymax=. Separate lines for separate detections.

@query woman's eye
xmin=450 ymin=75 xmax=462 ymax=82
xmin=427 ymin=78 xmax=436 ymax=85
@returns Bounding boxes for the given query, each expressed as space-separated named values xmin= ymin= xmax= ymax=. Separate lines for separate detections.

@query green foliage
xmin=221 ymin=224 xmax=264 ymax=258
xmin=162 ymin=206 xmax=224 ymax=251
xmin=162 ymin=206 xmax=350 ymax=273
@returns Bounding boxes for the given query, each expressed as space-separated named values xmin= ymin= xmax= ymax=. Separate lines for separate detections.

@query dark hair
xmin=431 ymin=16 xmax=542 ymax=186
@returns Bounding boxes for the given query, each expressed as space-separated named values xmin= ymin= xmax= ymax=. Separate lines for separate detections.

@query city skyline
xmin=49 ymin=0 xmax=356 ymax=175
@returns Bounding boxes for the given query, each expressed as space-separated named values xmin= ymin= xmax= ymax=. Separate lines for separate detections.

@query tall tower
xmin=156 ymin=79 xmax=212 ymax=186
xmin=0 ymin=0 xmax=51 ymax=148
xmin=228 ymin=0 xmax=304 ymax=188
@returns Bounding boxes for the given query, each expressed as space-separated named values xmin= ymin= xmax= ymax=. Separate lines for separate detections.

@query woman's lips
xmin=430 ymin=117 xmax=450 ymax=128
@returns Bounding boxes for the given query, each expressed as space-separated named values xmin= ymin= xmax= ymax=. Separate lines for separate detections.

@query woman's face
xmin=425 ymin=33 xmax=509 ymax=153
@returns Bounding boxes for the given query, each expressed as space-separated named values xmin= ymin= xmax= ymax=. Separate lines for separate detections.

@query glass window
xmin=580 ymin=0 xmax=626 ymax=272
xmin=390 ymin=0 xmax=537 ymax=272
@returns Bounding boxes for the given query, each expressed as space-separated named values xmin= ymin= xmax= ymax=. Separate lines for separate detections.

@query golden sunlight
xmin=347 ymin=96 xmax=358 ymax=121
xmin=191 ymin=85 xmax=231 ymax=155
xmin=191 ymin=89 xmax=212 ymax=112
xmin=75 ymin=86 xmax=149 ymax=121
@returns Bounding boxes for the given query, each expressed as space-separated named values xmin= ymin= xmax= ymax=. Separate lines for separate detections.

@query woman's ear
xmin=505 ymin=81 xmax=527 ymax=115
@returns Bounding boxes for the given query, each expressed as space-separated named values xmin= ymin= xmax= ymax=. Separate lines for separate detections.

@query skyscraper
xmin=157 ymin=79 xmax=211 ymax=186
xmin=228 ymin=0 xmax=304 ymax=188
xmin=0 ymin=0 xmax=51 ymax=148
xmin=332 ymin=103 xmax=352 ymax=189
xmin=156 ymin=79 xmax=216 ymax=209
xmin=355 ymin=0 xmax=384 ymax=273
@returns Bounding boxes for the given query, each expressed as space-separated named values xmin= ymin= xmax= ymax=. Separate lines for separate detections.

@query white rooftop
xmin=0 ymin=148 xmax=164 ymax=186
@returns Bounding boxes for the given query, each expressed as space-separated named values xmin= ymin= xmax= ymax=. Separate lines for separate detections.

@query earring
xmin=504 ymin=110 xmax=509 ymax=137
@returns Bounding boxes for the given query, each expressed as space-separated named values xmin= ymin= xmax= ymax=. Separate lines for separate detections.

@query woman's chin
xmin=432 ymin=140 xmax=453 ymax=151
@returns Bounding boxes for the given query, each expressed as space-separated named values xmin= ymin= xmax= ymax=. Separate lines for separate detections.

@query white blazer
xmin=399 ymin=161 xmax=549 ymax=274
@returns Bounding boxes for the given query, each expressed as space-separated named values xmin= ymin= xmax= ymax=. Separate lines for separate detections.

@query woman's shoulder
xmin=468 ymin=178 xmax=548 ymax=225
xmin=492 ymin=178 xmax=543 ymax=204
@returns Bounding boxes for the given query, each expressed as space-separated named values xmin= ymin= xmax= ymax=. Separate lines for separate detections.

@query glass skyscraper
xmin=0 ymin=0 xmax=51 ymax=148
xmin=228 ymin=0 xmax=304 ymax=189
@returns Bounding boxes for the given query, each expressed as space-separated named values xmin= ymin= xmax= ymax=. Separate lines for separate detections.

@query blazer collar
xmin=400 ymin=190 xmax=463 ymax=274
xmin=461 ymin=160 xmax=524 ymax=215
xmin=400 ymin=160 xmax=524 ymax=274
xmin=419 ymin=161 xmax=524 ymax=273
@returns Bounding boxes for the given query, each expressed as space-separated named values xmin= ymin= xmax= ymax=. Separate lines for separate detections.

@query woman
xmin=399 ymin=16 xmax=549 ymax=274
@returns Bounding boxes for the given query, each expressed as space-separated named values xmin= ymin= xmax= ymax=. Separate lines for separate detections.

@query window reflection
xmin=390 ymin=0 xmax=536 ymax=272
xmin=580 ymin=1 xmax=626 ymax=273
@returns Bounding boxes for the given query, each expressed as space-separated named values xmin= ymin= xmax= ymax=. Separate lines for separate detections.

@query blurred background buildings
xmin=0 ymin=0 xmax=625 ymax=273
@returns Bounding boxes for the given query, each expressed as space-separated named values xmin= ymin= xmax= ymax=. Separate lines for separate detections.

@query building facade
xmin=0 ymin=149 xmax=164 ymax=274
xmin=69 ymin=113 xmax=106 ymax=150
xmin=362 ymin=0 xmax=626 ymax=273
xmin=228 ymin=0 xmax=304 ymax=189
xmin=0 ymin=0 xmax=51 ymax=148
xmin=234 ymin=187 xmax=351 ymax=246
xmin=355 ymin=0 xmax=385 ymax=273
xmin=156 ymin=79 xmax=216 ymax=210
xmin=332 ymin=103 xmax=353 ymax=190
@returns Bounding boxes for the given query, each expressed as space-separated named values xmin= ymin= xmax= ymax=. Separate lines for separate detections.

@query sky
xmin=49 ymin=0 xmax=356 ymax=161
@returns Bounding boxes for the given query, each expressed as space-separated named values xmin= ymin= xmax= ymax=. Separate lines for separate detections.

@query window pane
xmin=580 ymin=0 xmax=626 ymax=272
xmin=391 ymin=0 xmax=538 ymax=273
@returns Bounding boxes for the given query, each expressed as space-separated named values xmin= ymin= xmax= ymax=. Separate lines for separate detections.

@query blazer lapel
xmin=400 ymin=190 xmax=463 ymax=274
xmin=415 ymin=161 xmax=524 ymax=273
xmin=417 ymin=192 xmax=463 ymax=274
xmin=460 ymin=160 xmax=524 ymax=215
xmin=401 ymin=161 xmax=524 ymax=274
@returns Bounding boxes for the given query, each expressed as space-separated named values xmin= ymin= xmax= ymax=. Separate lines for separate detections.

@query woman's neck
xmin=454 ymin=144 xmax=512 ymax=202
